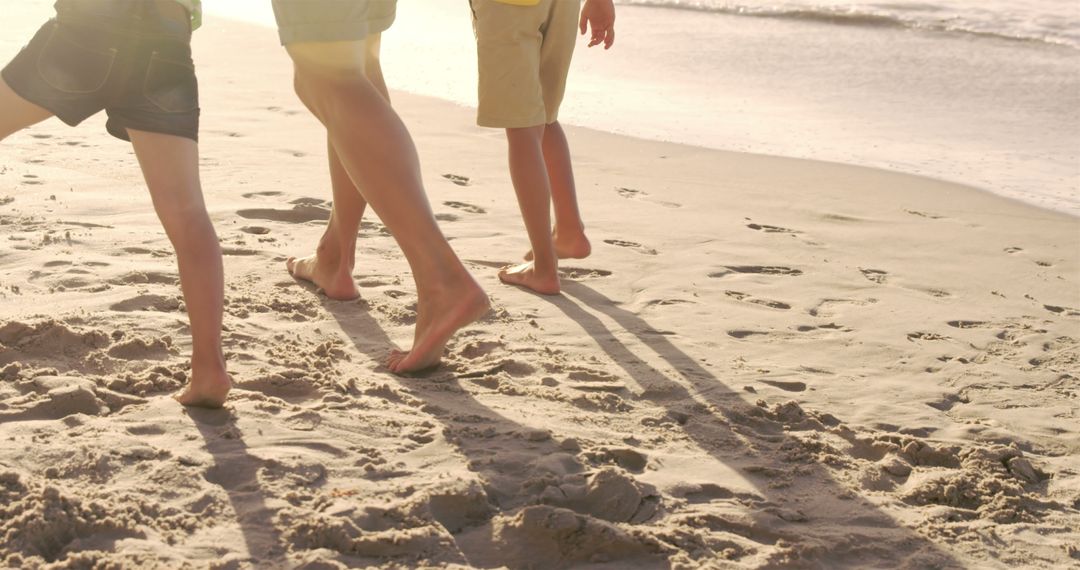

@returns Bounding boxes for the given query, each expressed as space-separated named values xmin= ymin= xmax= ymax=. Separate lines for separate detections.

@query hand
xmin=579 ymin=0 xmax=616 ymax=49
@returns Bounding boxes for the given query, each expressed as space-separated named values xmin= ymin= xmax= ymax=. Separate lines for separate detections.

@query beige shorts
xmin=470 ymin=0 xmax=581 ymax=128
xmin=273 ymin=0 xmax=397 ymax=45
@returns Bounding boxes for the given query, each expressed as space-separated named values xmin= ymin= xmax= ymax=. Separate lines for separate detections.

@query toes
xmin=285 ymin=257 xmax=297 ymax=275
xmin=386 ymin=352 xmax=406 ymax=371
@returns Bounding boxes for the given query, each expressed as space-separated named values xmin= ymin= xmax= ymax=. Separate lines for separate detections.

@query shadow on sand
xmin=315 ymin=277 xmax=963 ymax=569
xmin=186 ymin=406 xmax=287 ymax=567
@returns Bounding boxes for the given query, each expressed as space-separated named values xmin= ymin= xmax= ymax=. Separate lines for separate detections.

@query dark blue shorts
xmin=1 ymin=0 xmax=199 ymax=142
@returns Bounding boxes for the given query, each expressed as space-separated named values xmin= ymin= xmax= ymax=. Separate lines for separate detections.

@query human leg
xmin=287 ymin=34 xmax=393 ymax=299
xmin=524 ymin=120 xmax=590 ymax=261
xmin=500 ymin=125 xmax=562 ymax=295
xmin=285 ymin=40 xmax=488 ymax=373
xmin=286 ymin=137 xmax=367 ymax=299
xmin=128 ymin=129 xmax=230 ymax=407
xmin=0 ymin=79 xmax=53 ymax=141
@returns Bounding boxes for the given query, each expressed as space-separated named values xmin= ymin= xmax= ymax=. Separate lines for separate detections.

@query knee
xmin=506 ymin=125 xmax=546 ymax=148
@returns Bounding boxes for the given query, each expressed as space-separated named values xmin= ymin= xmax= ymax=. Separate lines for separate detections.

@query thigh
xmin=286 ymin=40 xmax=371 ymax=76
xmin=273 ymin=0 xmax=397 ymax=45
xmin=0 ymin=76 xmax=54 ymax=139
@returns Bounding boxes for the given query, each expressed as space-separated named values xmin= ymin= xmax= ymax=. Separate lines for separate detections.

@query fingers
xmin=579 ymin=10 xmax=588 ymax=35
xmin=587 ymin=23 xmax=614 ymax=48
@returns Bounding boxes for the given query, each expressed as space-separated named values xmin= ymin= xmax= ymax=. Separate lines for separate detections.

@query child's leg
xmin=128 ymin=129 xmax=230 ymax=408
xmin=500 ymin=125 xmax=562 ymax=295
xmin=525 ymin=120 xmax=591 ymax=261
xmin=0 ymin=80 xmax=54 ymax=140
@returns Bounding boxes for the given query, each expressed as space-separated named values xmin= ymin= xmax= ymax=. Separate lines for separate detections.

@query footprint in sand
xmin=360 ymin=220 xmax=392 ymax=236
xmin=443 ymin=201 xmax=486 ymax=214
xmin=30 ymin=134 xmax=52 ymax=139
xmin=121 ymin=246 xmax=172 ymax=258
xmin=905 ymin=209 xmax=946 ymax=219
xmin=615 ymin=186 xmax=681 ymax=208
xmin=458 ymin=340 xmax=506 ymax=360
xmin=0 ymin=196 xmax=13 ymax=206
xmin=108 ymin=271 xmax=178 ymax=285
xmin=727 ymin=330 xmax=771 ymax=339
xmin=808 ymin=297 xmax=876 ymax=317
xmin=907 ymin=332 xmax=951 ymax=342
xmin=290 ymin=197 xmax=327 ymax=206
xmin=821 ymin=213 xmax=865 ymax=222
xmin=674 ymin=483 xmax=751 ymax=504
xmin=859 ymin=268 xmax=888 ymax=284
xmin=710 ymin=265 xmax=804 ymax=278
xmin=795 ymin=323 xmax=849 ymax=333
xmin=265 ymin=105 xmax=303 ymax=116
xmin=1034 ymin=260 xmax=1053 ymax=267
xmin=1044 ymin=304 xmax=1080 ymax=317
xmin=759 ymin=379 xmax=807 ymax=392
xmin=442 ymin=174 xmax=471 ymax=187
xmin=110 ymin=294 xmax=182 ymax=312
xmin=237 ymin=205 xmax=330 ymax=224
xmin=356 ymin=275 xmax=401 ymax=288
xmin=946 ymin=320 xmax=988 ymax=329
xmin=645 ymin=298 xmax=694 ymax=308
xmin=241 ymin=190 xmax=284 ymax=199
xmin=725 ymin=290 xmax=792 ymax=310
xmin=746 ymin=222 xmax=801 ymax=235
xmin=560 ymin=267 xmax=613 ymax=280
xmin=241 ymin=226 xmax=271 ymax=235
xmin=604 ymin=239 xmax=658 ymax=255
xmin=21 ymin=174 xmax=43 ymax=186
xmin=1004 ymin=246 xmax=1023 ymax=254
xmin=58 ymin=220 xmax=112 ymax=229
xmin=435 ymin=213 xmax=460 ymax=222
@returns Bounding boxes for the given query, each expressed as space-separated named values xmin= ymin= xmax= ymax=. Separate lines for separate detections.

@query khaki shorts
xmin=272 ymin=0 xmax=397 ymax=45
xmin=470 ymin=0 xmax=580 ymax=128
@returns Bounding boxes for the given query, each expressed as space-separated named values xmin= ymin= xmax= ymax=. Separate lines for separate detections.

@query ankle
xmin=554 ymin=223 xmax=586 ymax=239
xmin=191 ymin=348 xmax=226 ymax=371
xmin=314 ymin=240 xmax=354 ymax=272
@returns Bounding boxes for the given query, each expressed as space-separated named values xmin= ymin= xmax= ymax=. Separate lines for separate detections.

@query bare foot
xmin=286 ymin=252 xmax=359 ymax=300
xmin=174 ymin=368 xmax=231 ymax=409
xmin=387 ymin=281 xmax=490 ymax=374
xmin=498 ymin=261 xmax=561 ymax=295
xmin=525 ymin=231 xmax=591 ymax=261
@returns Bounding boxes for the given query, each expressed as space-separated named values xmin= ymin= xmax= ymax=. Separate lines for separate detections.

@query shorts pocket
xmin=35 ymin=23 xmax=116 ymax=94
xmin=143 ymin=52 xmax=198 ymax=113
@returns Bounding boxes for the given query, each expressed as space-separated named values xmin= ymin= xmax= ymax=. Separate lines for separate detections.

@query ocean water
xmin=618 ymin=0 xmax=1080 ymax=48
xmin=203 ymin=0 xmax=1080 ymax=215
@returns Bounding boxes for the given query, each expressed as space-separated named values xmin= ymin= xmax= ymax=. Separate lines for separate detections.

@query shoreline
xmin=1 ymin=6 xmax=1078 ymax=569
xmin=201 ymin=0 xmax=1080 ymax=217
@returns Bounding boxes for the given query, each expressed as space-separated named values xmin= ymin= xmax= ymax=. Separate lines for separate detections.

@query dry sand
xmin=1 ymin=6 xmax=1078 ymax=570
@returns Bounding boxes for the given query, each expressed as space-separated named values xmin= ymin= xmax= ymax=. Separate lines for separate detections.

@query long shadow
xmin=320 ymin=296 xmax=585 ymax=508
xmin=185 ymin=407 xmax=287 ymax=567
xmin=535 ymin=280 xmax=964 ymax=568
xmin=317 ymin=297 xmax=667 ymax=568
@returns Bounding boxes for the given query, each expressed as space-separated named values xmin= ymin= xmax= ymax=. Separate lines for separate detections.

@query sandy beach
xmin=1 ymin=3 xmax=1079 ymax=569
